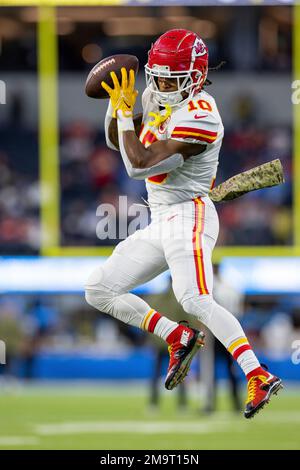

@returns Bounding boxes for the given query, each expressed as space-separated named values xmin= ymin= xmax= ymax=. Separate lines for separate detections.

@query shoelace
xmin=246 ymin=375 xmax=269 ymax=403
xmin=148 ymin=104 xmax=172 ymax=127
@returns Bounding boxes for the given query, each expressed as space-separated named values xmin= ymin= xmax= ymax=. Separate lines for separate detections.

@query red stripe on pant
xmin=193 ymin=198 xmax=209 ymax=295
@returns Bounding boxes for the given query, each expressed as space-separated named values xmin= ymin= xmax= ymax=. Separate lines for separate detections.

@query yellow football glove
xmin=148 ymin=104 xmax=172 ymax=127
xmin=101 ymin=67 xmax=138 ymax=118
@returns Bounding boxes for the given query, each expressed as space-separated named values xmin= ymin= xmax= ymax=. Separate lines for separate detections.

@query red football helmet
xmin=145 ymin=29 xmax=209 ymax=107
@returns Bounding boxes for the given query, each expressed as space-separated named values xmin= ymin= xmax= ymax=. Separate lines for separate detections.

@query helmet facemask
xmin=145 ymin=64 xmax=203 ymax=108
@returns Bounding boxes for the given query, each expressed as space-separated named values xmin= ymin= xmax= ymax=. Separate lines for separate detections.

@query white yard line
xmin=34 ymin=411 xmax=300 ymax=437
xmin=35 ymin=420 xmax=236 ymax=435
xmin=0 ymin=436 xmax=39 ymax=446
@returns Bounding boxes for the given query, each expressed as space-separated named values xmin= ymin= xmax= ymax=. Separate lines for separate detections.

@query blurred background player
xmin=85 ymin=29 xmax=283 ymax=419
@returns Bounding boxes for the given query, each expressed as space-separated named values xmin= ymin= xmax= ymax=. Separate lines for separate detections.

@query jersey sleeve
xmin=170 ymin=109 xmax=220 ymax=145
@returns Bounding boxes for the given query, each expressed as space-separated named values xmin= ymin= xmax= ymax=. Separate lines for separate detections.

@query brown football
xmin=85 ymin=54 xmax=139 ymax=99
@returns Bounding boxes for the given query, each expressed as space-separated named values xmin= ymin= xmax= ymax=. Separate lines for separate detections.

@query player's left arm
xmin=117 ymin=124 xmax=207 ymax=179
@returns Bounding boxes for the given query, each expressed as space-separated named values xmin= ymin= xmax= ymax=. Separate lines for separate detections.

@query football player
xmin=85 ymin=29 xmax=282 ymax=418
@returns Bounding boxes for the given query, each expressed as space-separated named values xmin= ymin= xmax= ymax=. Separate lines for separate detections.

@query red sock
xmin=246 ymin=366 xmax=269 ymax=381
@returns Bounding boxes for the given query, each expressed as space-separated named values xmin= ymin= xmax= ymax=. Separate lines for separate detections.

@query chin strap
xmin=148 ymin=104 xmax=172 ymax=127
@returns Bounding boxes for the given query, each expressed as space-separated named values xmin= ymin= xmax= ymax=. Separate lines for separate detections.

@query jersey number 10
xmin=188 ymin=99 xmax=212 ymax=113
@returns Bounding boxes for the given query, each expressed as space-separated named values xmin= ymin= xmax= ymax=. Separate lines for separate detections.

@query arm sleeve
xmin=104 ymin=100 xmax=119 ymax=151
xmin=170 ymin=113 xmax=219 ymax=145
xmin=117 ymin=112 xmax=184 ymax=180
xmin=125 ymin=153 xmax=184 ymax=180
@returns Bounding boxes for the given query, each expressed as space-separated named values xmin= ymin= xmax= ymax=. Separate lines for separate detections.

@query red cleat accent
xmin=165 ymin=324 xmax=205 ymax=391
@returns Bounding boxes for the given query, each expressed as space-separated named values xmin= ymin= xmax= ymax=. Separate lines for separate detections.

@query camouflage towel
xmin=209 ymin=158 xmax=284 ymax=203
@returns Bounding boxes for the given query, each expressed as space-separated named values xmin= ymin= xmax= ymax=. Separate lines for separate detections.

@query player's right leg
xmin=85 ymin=225 xmax=198 ymax=349
xmin=164 ymin=197 xmax=282 ymax=416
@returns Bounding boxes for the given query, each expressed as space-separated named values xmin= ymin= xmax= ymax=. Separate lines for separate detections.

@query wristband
xmin=117 ymin=109 xmax=135 ymax=132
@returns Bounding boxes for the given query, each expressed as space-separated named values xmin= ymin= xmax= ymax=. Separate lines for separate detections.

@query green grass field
xmin=0 ymin=382 xmax=299 ymax=450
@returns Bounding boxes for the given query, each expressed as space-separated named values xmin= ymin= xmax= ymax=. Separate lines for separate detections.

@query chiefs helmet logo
xmin=194 ymin=39 xmax=207 ymax=57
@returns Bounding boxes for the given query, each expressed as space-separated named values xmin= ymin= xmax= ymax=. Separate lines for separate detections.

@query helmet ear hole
xmin=192 ymin=70 xmax=204 ymax=90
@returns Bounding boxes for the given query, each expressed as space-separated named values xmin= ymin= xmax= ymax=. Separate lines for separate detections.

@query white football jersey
xmin=139 ymin=87 xmax=224 ymax=205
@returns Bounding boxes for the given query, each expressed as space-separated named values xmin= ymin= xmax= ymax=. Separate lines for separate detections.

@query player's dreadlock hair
xmin=203 ymin=61 xmax=226 ymax=87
